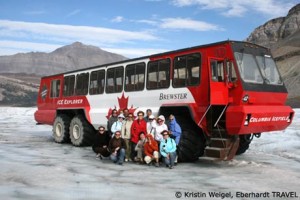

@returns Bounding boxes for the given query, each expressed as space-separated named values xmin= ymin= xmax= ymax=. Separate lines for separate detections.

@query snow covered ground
xmin=0 ymin=107 xmax=299 ymax=200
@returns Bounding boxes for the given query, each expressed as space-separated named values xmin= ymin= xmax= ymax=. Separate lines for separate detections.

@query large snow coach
xmin=34 ymin=41 xmax=294 ymax=161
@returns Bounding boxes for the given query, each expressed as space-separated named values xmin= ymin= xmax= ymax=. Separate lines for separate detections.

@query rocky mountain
xmin=247 ymin=3 xmax=300 ymax=107
xmin=0 ymin=42 xmax=127 ymax=76
xmin=0 ymin=42 xmax=127 ymax=106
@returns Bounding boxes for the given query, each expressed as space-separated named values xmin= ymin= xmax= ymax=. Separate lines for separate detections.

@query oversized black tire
xmin=53 ymin=114 xmax=71 ymax=143
xmin=236 ymin=134 xmax=252 ymax=155
xmin=177 ymin=129 xmax=206 ymax=162
xmin=159 ymin=107 xmax=206 ymax=162
xmin=69 ymin=115 xmax=95 ymax=146
xmin=176 ymin=117 xmax=206 ymax=162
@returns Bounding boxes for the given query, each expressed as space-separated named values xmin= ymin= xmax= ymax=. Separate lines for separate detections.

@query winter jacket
xmin=146 ymin=121 xmax=155 ymax=137
xmin=121 ymin=120 xmax=133 ymax=139
xmin=130 ymin=119 xmax=147 ymax=144
xmin=111 ymin=120 xmax=124 ymax=135
xmin=92 ymin=131 xmax=110 ymax=149
xmin=107 ymin=116 xmax=118 ymax=133
xmin=144 ymin=134 xmax=158 ymax=158
xmin=135 ymin=138 xmax=146 ymax=151
xmin=108 ymin=137 xmax=127 ymax=153
xmin=151 ymin=120 xmax=168 ymax=142
xmin=160 ymin=137 xmax=177 ymax=157
xmin=168 ymin=116 xmax=182 ymax=145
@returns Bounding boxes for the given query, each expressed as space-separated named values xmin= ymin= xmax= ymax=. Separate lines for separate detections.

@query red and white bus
xmin=34 ymin=40 xmax=294 ymax=161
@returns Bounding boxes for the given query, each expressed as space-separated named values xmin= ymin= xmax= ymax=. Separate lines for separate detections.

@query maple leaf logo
xmin=106 ymin=93 xmax=138 ymax=119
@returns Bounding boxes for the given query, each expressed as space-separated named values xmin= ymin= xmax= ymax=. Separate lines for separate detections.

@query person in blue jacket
xmin=160 ymin=130 xmax=177 ymax=169
xmin=168 ymin=114 xmax=182 ymax=145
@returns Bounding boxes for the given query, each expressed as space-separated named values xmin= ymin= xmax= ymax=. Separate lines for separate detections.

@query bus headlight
xmin=242 ymin=95 xmax=249 ymax=103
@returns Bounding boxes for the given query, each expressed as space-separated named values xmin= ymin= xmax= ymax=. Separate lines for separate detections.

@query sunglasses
xmin=149 ymin=118 xmax=154 ymax=121
xmin=138 ymin=115 xmax=143 ymax=117
xmin=99 ymin=129 xmax=105 ymax=131
xmin=163 ymin=134 xmax=168 ymax=136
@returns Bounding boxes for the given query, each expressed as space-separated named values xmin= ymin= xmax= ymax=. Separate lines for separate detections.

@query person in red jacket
xmin=144 ymin=132 xmax=159 ymax=167
xmin=130 ymin=110 xmax=147 ymax=161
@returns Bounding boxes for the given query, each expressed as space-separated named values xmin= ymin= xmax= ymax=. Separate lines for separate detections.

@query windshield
xmin=234 ymin=52 xmax=283 ymax=85
xmin=256 ymin=55 xmax=283 ymax=85
xmin=234 ymin=52 xmax=263 ymax=84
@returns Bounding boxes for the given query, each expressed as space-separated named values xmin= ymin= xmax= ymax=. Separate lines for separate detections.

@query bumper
xmin=226 ymin=105 xmax=294 ymax=134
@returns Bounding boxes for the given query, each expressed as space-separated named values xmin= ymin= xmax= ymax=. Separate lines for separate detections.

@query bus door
xmin=206 ymin=58 xmax=229 ymax=130
xmin=209 ymin=58 xmax=228 ymax=105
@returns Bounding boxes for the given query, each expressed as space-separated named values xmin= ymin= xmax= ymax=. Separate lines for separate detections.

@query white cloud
xmin=66 ymin=9 xmax=81 ymax=18
xmin=171 ymin=0 xmax=295 ymax=17
xmin=103 ymin=47 xmax=169 ymax=58
xmin=160 ymin=18 xmax=223 ymax=31
xmin=0 ymin=20 xmax=158 ymax=45
xmin=0 ymin=40 xmax=168 ymax=58
xmin=0 ymin=40 xmax=61 ymax=53
xmin=111 ymin=16 xmax=124 ymax=23
xmin=0 ymin=20 xmax=160 ymax=57
xmin=134 ymin=19 xmax=158 ymax=26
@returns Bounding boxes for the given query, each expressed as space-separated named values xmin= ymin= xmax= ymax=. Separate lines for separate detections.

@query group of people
xmin=92 ymin=109 xmax=182 ymax=169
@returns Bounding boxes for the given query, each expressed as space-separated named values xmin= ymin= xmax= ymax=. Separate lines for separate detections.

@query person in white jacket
xmin=146 ymin=115 xmax=156 ymax=137
xmin=111 ymin=114 xmax=125 ymax=137
xmin=151 ymin=115 xmax=168 ymax=143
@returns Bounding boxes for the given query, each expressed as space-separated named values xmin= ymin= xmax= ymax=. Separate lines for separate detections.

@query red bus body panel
xmin=34 ymin=40 xmax=294 ymax=137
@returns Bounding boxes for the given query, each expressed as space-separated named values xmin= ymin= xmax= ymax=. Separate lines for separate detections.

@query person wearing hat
xmin=160 ymin=130 xmax=177 ymax=169
xmin=151 ymin=115 xmax=168 ymax=142
xmin=146 ymin=114 xmax=156 ymax=137
xmin=108 ymin=130 xmax=126 ymax=165
xmin=111 ymin=114 xmax=125 ymax=137
xmin=168 ymin=114 xmax=182 ymax=145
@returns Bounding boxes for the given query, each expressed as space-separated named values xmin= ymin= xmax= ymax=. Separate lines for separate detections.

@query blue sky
xmin=0 ymin=0 xmax=298 ymax=58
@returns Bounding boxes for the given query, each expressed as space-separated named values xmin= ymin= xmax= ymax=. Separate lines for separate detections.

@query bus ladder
xmin=199 ymin=104 xmax=240 ymax=161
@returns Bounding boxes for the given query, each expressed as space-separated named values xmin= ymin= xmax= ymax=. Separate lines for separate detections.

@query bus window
xmin=226 ymin=61 xmax=238 ymax=83
xmin=63 ymin=75 xmax=75 ymax=97
xmin=106 ymin=66 xmax=124 ymax=93
xmin=211 ymin=60 xmax=224 ymax=82
xmin=50 ymin=80 xmax=60 ymax=98
xmin=255 ymin=55 xmax=283 ymax=85
xmin=125 ymin=62 xmax=145 ymax=92
xmin=173 ymin=53 xmax=201 ymax=87
xmin=234 ymin=52 xmax=263 ymax=84
xmin=90 ymin=70 xmax=105 ymax=95
xmin=147 ymin=59 xmax=170 ymax=90
xmin=75 ymin=73 xmax=89 ymax=96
